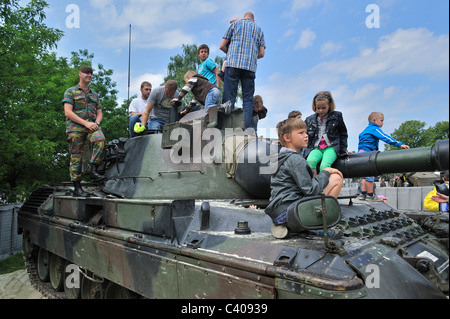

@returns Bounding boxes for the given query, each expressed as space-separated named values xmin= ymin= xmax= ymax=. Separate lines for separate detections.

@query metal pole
xmin=127 ymin=24 xmax=131 ymax=102
xmin=127 ymin=24 xmax=132 ymax=138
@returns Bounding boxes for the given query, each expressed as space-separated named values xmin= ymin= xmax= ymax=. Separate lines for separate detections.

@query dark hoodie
xmin=264 ymin=148 xmax=330 ymax=219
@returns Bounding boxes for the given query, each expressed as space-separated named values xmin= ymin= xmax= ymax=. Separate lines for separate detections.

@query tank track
xmin=23 ymin=243 xmax=142 ymax=299
xmin=24 ymin=253 xmax=65 ymax=299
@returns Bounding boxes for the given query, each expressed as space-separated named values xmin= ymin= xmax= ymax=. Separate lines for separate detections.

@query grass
xmin=0 ymin=253 xmax=26 ymax=275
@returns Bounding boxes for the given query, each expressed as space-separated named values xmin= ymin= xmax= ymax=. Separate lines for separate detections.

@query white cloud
xmin=220 ymin=0 xmax=259 ymax=20
xmin=149 ymin=29 xmax=196 ymax=50
xmin=283 ymin=29 xmax=296 ymax=38
xmin=131 ymin=72 xmax=166 ymax=92
xmin=294 ymin=29 xmax=316 ymax=50
xmin=291 ymin=0 xmax=321 ymax=11
xmin=321 ymin=41 xmax=343 ymax=57
xmin=256 ymin=27 xmax=449 ymax=148
xmin=85 ymin=0 xmax=221 ymax=50
xmin=283 ymin=0 xmax=322 ymax=17
xmin=320 ymin=28 xmax=449 ymax=81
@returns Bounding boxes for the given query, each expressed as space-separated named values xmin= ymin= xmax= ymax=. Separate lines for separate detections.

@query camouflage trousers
xmin=68 ymin=130 xmax=106 ymax=181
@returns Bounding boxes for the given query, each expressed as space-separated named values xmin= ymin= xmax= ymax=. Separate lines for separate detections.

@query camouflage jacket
xmin=62 ymin=84 xmax=103 ymax=133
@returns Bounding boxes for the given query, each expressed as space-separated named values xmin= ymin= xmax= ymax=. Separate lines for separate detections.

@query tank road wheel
xmin=49 ymin=254 xmax=64 ymax=292
xmin=105 ymin=282 xmax=138 ymax=299
xmin=37 ymin=248 xmax=50 ymax=282
xmin=63 ymin=260 xmax=80 ymax=299
xmin=80 ymin=273 xmax=105 ymax=299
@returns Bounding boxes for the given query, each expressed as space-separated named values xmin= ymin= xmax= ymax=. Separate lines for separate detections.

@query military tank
xmin=18 ymin=106 xmax=449 ymax=299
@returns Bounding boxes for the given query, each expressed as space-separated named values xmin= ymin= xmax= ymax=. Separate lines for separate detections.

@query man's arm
xmin=213 ymin=67 xmax=221 ymax=89
xmin=220 ymin=39 xmax=230 ymax=54
xmin=95 ymin=109 xmax=103 ymax=125
xmin=258 ymin=46 xmax=265 ymax=59
xmin=140 ymin=103 xmax=154 ymax=126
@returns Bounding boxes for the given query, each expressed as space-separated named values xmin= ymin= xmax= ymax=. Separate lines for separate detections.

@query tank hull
xmin=18 ymin=190 xmax=448 ymax=299
xmin=16 ymin=108 xmax=449 ymax=299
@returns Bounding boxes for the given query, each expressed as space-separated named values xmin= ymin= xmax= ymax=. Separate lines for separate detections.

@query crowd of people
xmin=60 ymin=11 xmax=448 ymax=238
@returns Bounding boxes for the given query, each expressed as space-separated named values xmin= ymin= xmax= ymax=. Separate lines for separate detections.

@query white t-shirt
xmin=129 ymin=97 xmax=148 ymax=115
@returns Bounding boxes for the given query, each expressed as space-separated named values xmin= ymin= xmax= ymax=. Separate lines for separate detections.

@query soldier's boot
xmin=73 ymin=181 xmax=90 ymax=197
xmin=90 ymin=164 xmax=105 ymax=182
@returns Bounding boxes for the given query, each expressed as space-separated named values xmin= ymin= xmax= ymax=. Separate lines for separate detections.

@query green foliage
xmin=0 ymin=253 xmax=26 ymax=275
xmin=0 ymin=2 xmax=123 ymax=202
xmin=165 ymin=44 xmax=200 ymax=88
xmin=384 ymin=120 xmax=449 ymax=151
xmin=1 ymin=0 xmax=66 ymax=201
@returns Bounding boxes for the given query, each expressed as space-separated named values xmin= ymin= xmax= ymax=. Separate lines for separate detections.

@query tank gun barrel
xmin=333 ymin=140 xmax=449 ymax=178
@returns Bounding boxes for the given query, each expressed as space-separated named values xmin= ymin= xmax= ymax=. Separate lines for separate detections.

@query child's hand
xmin=323 ymin=167 xmax=343 ymax=179
xmin=432 ymin=193 xmax=449 ymax=203
xmin=400 ymin=144 xmax=410 ymax=149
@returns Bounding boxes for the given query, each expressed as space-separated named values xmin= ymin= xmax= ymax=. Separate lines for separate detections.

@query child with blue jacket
xmin=358 ymin=112 xmax=410 ymax=201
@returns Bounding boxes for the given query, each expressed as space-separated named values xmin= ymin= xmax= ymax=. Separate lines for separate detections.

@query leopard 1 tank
xmin=17 ymin=106 xmax=449 ymax=299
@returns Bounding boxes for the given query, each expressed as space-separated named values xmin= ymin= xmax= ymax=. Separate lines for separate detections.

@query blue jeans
xmin=223 ymin=67 xmax=256 ymax=130
xmin=147 ymin=118 xmax=167 ymax=133
xmin=129 ymin=115 xmax=148 ymax=138
xmin=205 ymin=87 xmax=222 ymax=108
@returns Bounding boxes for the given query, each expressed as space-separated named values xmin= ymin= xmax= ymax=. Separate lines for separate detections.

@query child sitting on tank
xmin=304 ymin=91 xmax=348 ymax=177
xmin=265 ymin=118 xmax=344 ymax=239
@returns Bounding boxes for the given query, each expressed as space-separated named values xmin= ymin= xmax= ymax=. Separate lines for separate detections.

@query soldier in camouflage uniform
xmin=62 ymin=66 xmax=106 ymax=197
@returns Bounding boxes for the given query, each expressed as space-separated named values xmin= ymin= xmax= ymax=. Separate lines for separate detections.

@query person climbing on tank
xmin=303 ymin=91 xmax=348 ymax=177
xmin=171 ymin=70 xmax=231 ymax=116
xmin=251 ymin=95 xmax=267 ymax=135
xmin=62 ymin=66 xmax=106 ymax=197
xmin=265 ymin=118 xmax=344 ymax=239
xmin=357 ymin=112 xmax=410 ymax=201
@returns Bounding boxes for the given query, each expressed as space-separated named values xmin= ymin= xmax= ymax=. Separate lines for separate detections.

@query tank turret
xmin=17 ymin=107 xmax=449 ymax=300
xmin=102 ymin=106 xmax=448 ymax=200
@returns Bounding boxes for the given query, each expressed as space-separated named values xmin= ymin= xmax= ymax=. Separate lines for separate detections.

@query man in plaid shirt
xmin=220 ymin=12 xmax=266 ymax=133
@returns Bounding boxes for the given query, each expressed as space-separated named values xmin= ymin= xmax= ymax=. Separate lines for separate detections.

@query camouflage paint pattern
xmin=17 ymin=107 xmax=449 ymax=299
xmin=62 ymin=84 xmax=105 ymax=181
xmin=17 ymin=194 xmax=448 ymax=298
xmin=68 ymin=131 xmax=105 ymax=181
xmin=62 ymin=84 xmax=103 ymax=133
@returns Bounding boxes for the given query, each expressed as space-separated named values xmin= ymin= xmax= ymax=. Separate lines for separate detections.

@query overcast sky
xmin=43 ymin=0 xmax=449 ymax=150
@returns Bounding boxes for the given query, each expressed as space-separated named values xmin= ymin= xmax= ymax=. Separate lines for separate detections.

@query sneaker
xmin=357 ymin=194 xmax=367 ymax=200
xmin=219 ymin=101 xmax=232 ymax=115
xmin=366 ymin=194 xmax=383 ymax=202
xmin=271 ymin=225 xmax=289 ymax=239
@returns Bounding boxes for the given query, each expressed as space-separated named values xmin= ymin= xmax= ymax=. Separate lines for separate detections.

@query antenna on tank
xmin=127 ymin=24 xmax=132 ymax=138
xmin=127 ymin=24 xmax=132 ymax=102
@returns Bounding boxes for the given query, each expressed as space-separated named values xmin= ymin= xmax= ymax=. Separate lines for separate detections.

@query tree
xmin=0 ymin=1 xmax=122 ymax=202
xmin=385 ymin=120 xmax=449 ymax=151
xmin=165 ymin=44 xmax=200 ymax=88
xmin=0 ymin=0 xmax=63 ymax=91
xmin=1 ymin=0 xmax=66 ymax=201
xmin=423 ymin=121 xmax=449 ymax=146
